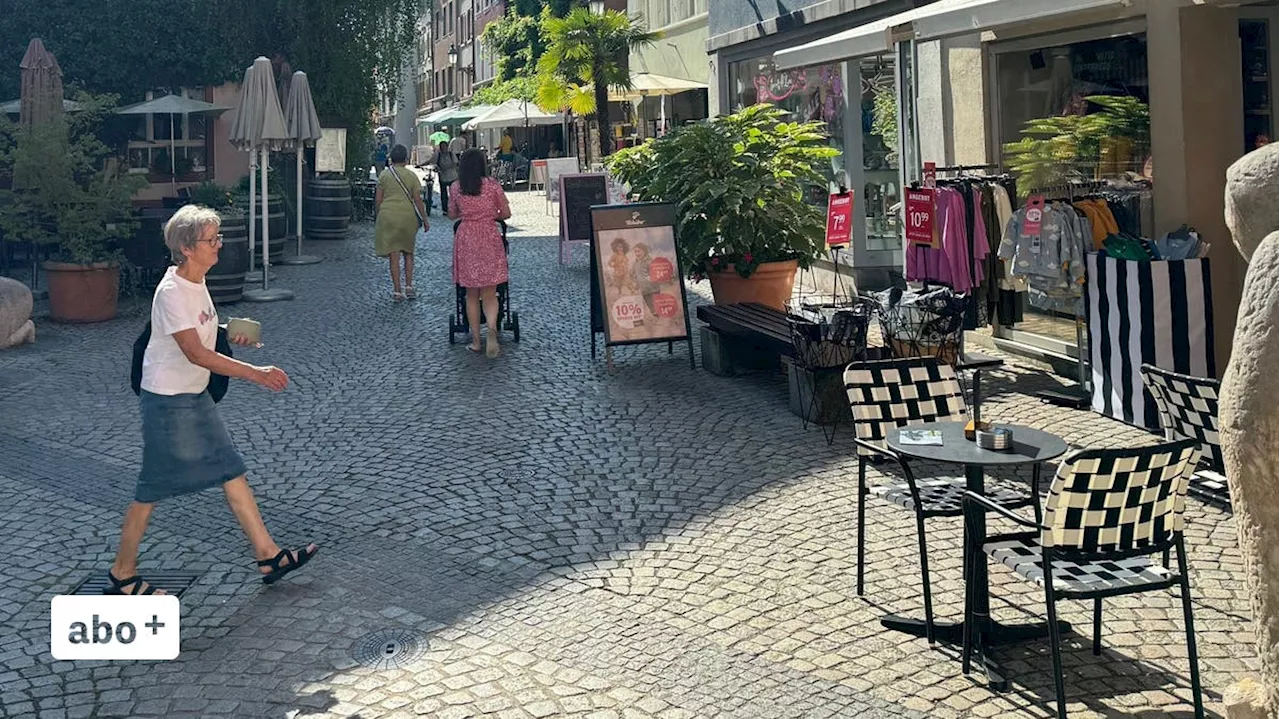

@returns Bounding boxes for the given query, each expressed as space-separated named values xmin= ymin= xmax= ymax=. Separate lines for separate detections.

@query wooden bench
xmin=695 ymin=303 xmax=794 ymax=376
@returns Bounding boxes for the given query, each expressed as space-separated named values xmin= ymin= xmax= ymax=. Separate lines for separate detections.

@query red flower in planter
xmin=710 ymin=257 xmax=720 ymax=267
xmin=743 ymin=252 xmax=754 ymax=263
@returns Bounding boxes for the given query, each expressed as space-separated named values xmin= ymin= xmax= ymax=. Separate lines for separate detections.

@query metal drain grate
xmin=73 ymin=571 xmax=202 ymax=597
xmin=497 ymin=468 xmax=536 ymax=480
xmin=351 ymin=628 xmax=427 ymax=670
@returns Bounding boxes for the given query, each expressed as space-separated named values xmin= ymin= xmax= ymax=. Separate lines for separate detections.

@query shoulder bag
xmin=131 ymin=322 xmax=232 ymax=402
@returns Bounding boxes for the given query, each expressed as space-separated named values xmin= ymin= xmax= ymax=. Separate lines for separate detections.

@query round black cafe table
xmin=884 ymin=421 xmax=1069 ymax=691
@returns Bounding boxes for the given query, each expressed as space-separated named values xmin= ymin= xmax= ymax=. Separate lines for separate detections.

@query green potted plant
xmin=0 ymin=95 xmax=146 ymax=322
xmin=607 ymin=104 xmax=839 ymax=310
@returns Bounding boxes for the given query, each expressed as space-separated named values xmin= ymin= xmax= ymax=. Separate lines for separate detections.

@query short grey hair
xmin=164 ymin=205 xmax=222 ymax=264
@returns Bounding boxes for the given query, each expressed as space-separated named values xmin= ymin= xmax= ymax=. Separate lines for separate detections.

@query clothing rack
xmin=933 ymin=163 xmax=1000 ymax=173
xmin=1018 ymin=181 xmax=1095 ymax=408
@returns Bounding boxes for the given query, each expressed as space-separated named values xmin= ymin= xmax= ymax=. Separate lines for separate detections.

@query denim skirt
xmin=136 ymin=390 xmax=247 ymax=503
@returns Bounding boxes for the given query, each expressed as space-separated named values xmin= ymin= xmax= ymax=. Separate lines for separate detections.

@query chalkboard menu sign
xmin=558 ymin=173 xmax=608 ymax=264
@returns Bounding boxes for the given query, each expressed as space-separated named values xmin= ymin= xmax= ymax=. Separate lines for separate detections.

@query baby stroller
xmin=447 ymin=220 xmax=521 ymax=343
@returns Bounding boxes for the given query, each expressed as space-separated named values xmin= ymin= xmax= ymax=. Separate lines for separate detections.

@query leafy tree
xmin=469 ymin=76 xmax=540 ymax=105
xmin=0 ymin=92 xmax=147 ymax=264
xmin=482 ymin=6 xmax=552 ymax=83
xmin=0 ymin=0 xmax=426 ymax=178
xmin=535 ymin=8 xmax=659 ymax=160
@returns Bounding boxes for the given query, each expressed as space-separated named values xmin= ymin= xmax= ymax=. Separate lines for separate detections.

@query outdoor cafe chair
xmin=1139 ymin=364 xmax=1229 ymax=511
xmin=961 ymin=439 xmax=1204 ymax=719
xmin=843 ymin=357 xmax=1041 ymax=644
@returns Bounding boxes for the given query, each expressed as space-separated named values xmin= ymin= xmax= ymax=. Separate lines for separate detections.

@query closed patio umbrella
xmin=228 ymin=56 xmax=294 ymax=301
xmin=280 ymin=70 xmax=323 ymax=266
xmin=18 ymin=39 xmax=63 ymax=128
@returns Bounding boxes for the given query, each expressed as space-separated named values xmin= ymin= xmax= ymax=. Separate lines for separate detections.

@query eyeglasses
xmin=202 ymin=233 xmax=224 ymax=247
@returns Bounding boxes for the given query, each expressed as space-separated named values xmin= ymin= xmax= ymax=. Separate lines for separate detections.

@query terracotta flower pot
xmin=43 ymin=261 xmax=119 ymax=323
xmin=708 ymin=259 xmax=798 ymax=311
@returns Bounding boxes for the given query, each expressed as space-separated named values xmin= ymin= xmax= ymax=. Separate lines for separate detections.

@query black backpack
xmin=131 ymin=322 xmax=232 ymax=403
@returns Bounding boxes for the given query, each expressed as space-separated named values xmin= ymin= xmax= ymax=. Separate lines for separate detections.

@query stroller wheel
xmin=448 ymin=315 xmax=457 ymax=344
xmin=511 ymin=312 xmax=521 ymax=342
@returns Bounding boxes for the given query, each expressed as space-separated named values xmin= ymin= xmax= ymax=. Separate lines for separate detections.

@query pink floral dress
xmin=450 ymin=177 xmax=511 ymax=288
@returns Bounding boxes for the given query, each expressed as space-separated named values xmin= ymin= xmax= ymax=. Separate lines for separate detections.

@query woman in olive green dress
xmin=375 ymin=145 xmax=428 ymax=301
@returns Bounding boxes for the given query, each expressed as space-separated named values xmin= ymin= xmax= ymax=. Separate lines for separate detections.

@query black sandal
xmin=257 ymin=545 xmax=318 ymax=585
xmin=104 ymin=571 xmax=160 ymax=595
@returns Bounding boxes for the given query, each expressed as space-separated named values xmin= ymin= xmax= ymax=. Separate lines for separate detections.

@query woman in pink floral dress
xmin=449 ymin=149 xmax=512 ymax=357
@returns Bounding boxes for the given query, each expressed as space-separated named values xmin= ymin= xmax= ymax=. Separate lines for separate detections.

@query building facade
xmin=704 ymin=0 xmax=1276 ymax=373
xmin=629 ymin=0 xmax=712 ymax=136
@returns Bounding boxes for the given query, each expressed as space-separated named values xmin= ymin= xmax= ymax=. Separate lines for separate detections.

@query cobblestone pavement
xmin=0 ymin=190 xmax=1258 ymax=718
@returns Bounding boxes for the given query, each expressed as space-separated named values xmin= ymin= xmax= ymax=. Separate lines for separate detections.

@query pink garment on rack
xmin=905 ymin=187 xmax=973 ymax=292
xmin=970 ymin=185 xmax=990 ymax=285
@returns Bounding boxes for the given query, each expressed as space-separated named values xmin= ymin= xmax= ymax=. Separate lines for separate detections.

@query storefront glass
xmin=858 ymin=55 xmax=900 ymax=253
xmin=727 ymin=56 xmax=847 ymax=183
xmin=993 ymin=31 xmax=1152 ymax=346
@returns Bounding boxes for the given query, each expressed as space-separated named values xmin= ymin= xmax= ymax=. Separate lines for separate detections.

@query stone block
xmin=0 ymin=276 xmax=35 ymax=350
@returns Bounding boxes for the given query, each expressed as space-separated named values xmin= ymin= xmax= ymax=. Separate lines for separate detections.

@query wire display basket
xmin=786 ymin=297 xmax=875 ymax=370
xmin=873 ymin=285 xmax=969 ymax=366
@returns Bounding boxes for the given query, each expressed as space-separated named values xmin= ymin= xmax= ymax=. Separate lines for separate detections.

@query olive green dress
xmin=374 ymin=165 xmax=422 ymax=256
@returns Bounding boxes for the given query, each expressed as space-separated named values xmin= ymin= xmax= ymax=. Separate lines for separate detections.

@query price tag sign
xmin=825 ymin=192 xmax=854 ymax=247
xmin=649 ymin=257 xmax=674 ymax=284
xmin=905 ymin=188 xmax=937 ymax=248
xmin=652 ymin=293 xmax=678 ymax=319
xmin=611 ymin=296 xmax=647 ymax=328
xmin=923 ymin=162 xmax=937 ymax=188
xmin=1023 ymin=194 xmax=1046 ymax=251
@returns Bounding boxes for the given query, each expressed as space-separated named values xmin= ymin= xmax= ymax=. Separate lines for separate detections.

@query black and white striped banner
xmin=1085 ymin=254 xmax=1216 ymax=430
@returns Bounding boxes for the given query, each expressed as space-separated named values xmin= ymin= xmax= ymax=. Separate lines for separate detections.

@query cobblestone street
xmin=0 ymin=190 xmax=1258 ymax=718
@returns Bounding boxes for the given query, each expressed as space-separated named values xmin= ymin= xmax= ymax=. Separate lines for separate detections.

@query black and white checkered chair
xmin=844 ymin=357 xmax=1041 ymax=644
xmin=1140 ymin=364 xmax=1229 ymax=510
xmin=961 ymin=440 xmax=1204 ymax=719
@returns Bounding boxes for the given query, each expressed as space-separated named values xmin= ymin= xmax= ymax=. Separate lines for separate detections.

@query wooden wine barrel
xmin=267 ymin=194 xmax=286 ymax=263
xmin=207 ymin=213 xmax=249 ymax=304
xmin=305 ymin=176 xmax=352 ymax=240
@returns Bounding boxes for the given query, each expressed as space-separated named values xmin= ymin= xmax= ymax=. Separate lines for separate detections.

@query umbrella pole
xmin=261 ymin=148 xmax=269 ymax=289
xmin=281 ymin=144 xmax=321 ymax=265
xmin=248 ymin=150 xmax=257 ymax=274
xmin=244 ymin=146 xmax=296 ymax=301
xmin=169 ymin=115 xmax=177 ymax=193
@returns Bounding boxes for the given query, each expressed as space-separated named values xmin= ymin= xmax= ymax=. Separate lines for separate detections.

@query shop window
xmin=996 ymin=34 xmax=1151 ymax=199
xmin=727 ymin=56 xmax=846 ymax=190
xmin=648 ymin=0 xmax=668 ymax=29
xmin=859 ymin=55 xmax=898 ymax=253
xmin=1241 ymin=19 xmax=1275 ymax=153
xmin=993 ymin=32 xmax=1151 ymax=346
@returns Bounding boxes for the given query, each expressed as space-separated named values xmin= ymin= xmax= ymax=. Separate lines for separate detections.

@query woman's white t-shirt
xmin=141 ymin=266 xmax=218 ymax=396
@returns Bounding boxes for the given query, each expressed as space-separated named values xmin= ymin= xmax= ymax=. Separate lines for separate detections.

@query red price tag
xmin=825 ymin=192 xmax=854 ymax=247
xmin=923 ymin=162 xmax=936 ymax=188
xmin=905 ymin=188 xmax=937 ymax=248
xmin=649 ymin=257 xmax=674 ymax=284
xmin=1023 ymin=194 xmax=1046 ymax=249
xmin=652 ymin=293 xmax=678 ymax=319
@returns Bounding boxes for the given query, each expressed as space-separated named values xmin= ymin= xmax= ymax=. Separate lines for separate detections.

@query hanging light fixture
xmin=447 ymin=44 xmax=459 ymax=66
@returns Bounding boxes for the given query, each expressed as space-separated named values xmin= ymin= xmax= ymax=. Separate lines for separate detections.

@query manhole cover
xmin=351 ymin=628 xmax=426 ymax=670
xmin=497 ymin=468 xmax=536 ymax=480
xmin=73 ymin=571 xmax=202 ymax=597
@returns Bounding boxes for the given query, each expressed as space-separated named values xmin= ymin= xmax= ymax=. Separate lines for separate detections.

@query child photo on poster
xmin=594 ymin=224 xmax=686 ymax=344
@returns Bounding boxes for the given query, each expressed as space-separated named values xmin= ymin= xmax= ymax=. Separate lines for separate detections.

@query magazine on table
xmin=898 ymin=429 xmax=944 ymax=446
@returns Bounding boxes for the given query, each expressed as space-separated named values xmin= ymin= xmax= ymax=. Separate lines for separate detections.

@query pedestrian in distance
xmin=106 ymin=205 xmax=317 ymax=596
xmin=449 ymin=148 xmax=512 ymax=357
xmin=375 ymin=144 xmax=428 ymax=301
xmin=435 ymin=141 xmax=459 ymax=216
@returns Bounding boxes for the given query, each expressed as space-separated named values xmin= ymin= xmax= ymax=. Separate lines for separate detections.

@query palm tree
xmin=535 ymin=8 xmax=660 ymax=161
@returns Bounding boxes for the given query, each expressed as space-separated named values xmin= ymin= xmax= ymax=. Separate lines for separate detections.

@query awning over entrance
xmin=774 ymin=0 xmax=1130 ymax=70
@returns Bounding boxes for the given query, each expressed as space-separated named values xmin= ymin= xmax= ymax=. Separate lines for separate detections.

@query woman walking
xmin=435 ymin=140 xmax=458 ymax=215
xmin=106 ymin=205 xmax=317 ymax=595
xmin=375 ymin=145 xmax=428 ymax=301
xmin=449 ymin=148 xmax=512 ymax=357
